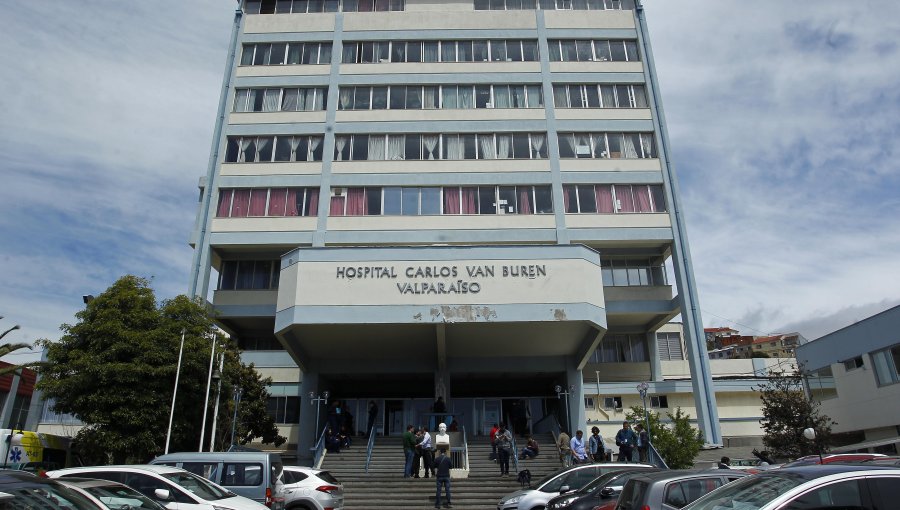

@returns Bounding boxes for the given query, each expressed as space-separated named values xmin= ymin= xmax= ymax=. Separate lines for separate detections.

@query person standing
xmin=557 ymin=430 xmax=572 ymax=467
xmin=413 ymin=428 xmax=425 ymax=478
xmin=433 ymin=448 xmax=453 ymax=509
xmin=420 ymin=426 xmax=434 ymax=478
xmin=366 ymin=400 xmax=379 ymax=437
xmin=489 ymin=423 xmax=499 ymax=461
xmin=570 ymin=430 xmax=587 ymax=464
xmin=635 ymin=423 xmax=650 ymax=463
xmin=717 ymin=456 xmax=731 ymax=469
xmin=495 ymin=423 xmax=513 ymax=476
xmin=615 ymin=421 xmax=637 ymax=462
xmin=588 ymin=426 xmax=604 ymax=463
xmin=403 ymin=424 xmax=416 ymax=478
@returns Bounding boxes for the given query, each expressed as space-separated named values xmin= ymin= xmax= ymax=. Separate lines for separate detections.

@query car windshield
xmin=683 ymin=472 xmax=809 ymax=510
xmin=160 ymin=472 xmax=232 ymax=501
xmin=578 ymin=470 xmax=636 ymax=495
xmin=1 ymin=485 xmax=100 ymax=510
xmin=82 ymin=484 xmax=165 ymax=510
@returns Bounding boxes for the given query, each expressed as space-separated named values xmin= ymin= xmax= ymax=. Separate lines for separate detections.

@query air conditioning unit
xmin=333 ymin=188 xmax=345 ymax=196
xmin=576 ymin=145 xmax=591 ymax=155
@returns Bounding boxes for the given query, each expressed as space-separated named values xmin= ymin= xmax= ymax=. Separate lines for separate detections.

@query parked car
xmin=780 ymin=453 xmax=887 ymax=467
xmin=151 ymin=451 xmax=285 ymax=509
xmin=280 ymin=466 xmax=344 ymax=510
xmin=682 ymin=465 xmax=900 ymax=510
xmin=614 ymin=469 xmax=748 ymax=510
xmin=47 ymin=465 xmax=268 ymax=510
xmin=497 ymin=463 xmax=654 ymax=510
xmin=0 ymin=470 xmax=102 ymax=510
xmin=860 ymin=456 xmax=900 ymax=466
xmin=54 ymin=477 xmax=167 ymax=510
xmin=546 ymin=467 xmax=660 ymax=510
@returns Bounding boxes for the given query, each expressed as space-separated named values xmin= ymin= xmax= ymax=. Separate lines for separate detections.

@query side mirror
xmin=154 ymin=488 xmax=171 ymax=501
xmin=600 ymin=487 xmax=616 ymax=498
xmin=559 ymin=485 xmax=570 ymax=493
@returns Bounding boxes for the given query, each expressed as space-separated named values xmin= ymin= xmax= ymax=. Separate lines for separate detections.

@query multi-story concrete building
xmin=188 ymin=0 xmax=723 ymax=461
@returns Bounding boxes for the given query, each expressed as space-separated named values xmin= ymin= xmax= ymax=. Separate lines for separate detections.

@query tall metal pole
xmin=199 ymin=336 xmax=217 ymax=451
xmin=230 ymin=387 xmax=243 ymax=449
xmin=209 ymin=352 xmax=225 ymax=452
xmin=165 ymin=329 xmax=186 ymax=454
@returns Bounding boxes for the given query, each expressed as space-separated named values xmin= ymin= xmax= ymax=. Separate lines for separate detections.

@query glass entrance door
xmin=482 ymin=399 xmax=501 ymax=435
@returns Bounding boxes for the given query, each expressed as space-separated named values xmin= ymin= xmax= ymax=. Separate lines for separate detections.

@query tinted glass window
xmin=317 ymin=471 xmax=340 ymax=484
xmin=869 ymin=476 xmax=900 ymax=510
xmin=781 ymin=479 xmax=864 ymax=509
xmin=121 ymin=473 xmax=194 ymax=504
xmin=223 ymin=463 xmax=264 ymax=486
xmin=182 ymin=462 xmax=219 ymax=481
xmin=615 ymin=479 xmax=647 ymax=510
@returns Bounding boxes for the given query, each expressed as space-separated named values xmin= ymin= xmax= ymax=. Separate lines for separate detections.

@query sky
xmin=2 ymin=1 xmax=899 ymax=364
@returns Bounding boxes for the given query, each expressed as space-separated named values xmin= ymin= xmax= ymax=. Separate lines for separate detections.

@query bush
xmin=627 ymin=406 xmax=704 ymax=468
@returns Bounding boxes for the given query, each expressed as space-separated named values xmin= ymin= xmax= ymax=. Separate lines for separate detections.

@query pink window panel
xmin=461 ymin=187 xmax=478 ymax=214
xmin=518 ymin=187 xmax=533 ymax=214
xmin=248 ymin=189 xmax=268 ymax=216
xmin=268 ymin=188 xmax=288 ymax=217
xmin=617 ymin=185 xmax=635 ymax=213
xmin=216 ymin=191 xmax=233 ymax=217
xmin=634 ymin=185 xmax=652 ymax=212
xmin=307 ymin=190 xmax=319 ymax=216
xmin=330 ymin=196 xmax=346 ymax=216
xmin=443 ymin=187 xmax=461 ymax=214
xmin=595 ymin=185 xmax=614 ymax=213
xmin=346 ymin=188 xmax=366 ymax=216
xmin=231 ymin=189 xmax=251 ymax=218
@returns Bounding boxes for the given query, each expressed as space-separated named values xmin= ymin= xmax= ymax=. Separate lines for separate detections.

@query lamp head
xmin=322 ymin=390 xmax=330 ymax=400
xmin=554 ymin=384 xmax=562 ymax=393
xmin=802 ymin=427 xmax=817 ymax=441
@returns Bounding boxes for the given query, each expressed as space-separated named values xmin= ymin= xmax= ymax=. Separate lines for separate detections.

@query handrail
xmin=510 ymin=432 xmax=520 ymax=474
xmin=462 ymin=425 xmax=469 ymax=471
xmin=311 ymin=425 xmax=327 ymax=468
xmin=648 ymin=441 xmax=669 ymax=469
xmin=364 ymin=425 xmax=377 ymax=473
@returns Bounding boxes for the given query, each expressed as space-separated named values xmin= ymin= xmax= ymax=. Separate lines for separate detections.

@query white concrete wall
xmin=819 ymin=359 xmax=900 ymax=435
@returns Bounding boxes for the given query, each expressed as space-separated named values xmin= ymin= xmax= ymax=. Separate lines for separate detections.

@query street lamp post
xmin=199 ymin=335 xmax=219 ymax=451
xmin=229 ymin=386 xmax=243 ymax=449
xmin=637 ymin=381 xmax=651 ymax=442
xmin=165 ymin=329 xmax=186 ymax=454
xmin=208 ymin=352 xmax=225 ymax=452
xmin=803 ymin=427 xmax=824 ymax=464
xmin=309 ymin=390 xmax=330 ymax=442
xmin=554 ymin=384 xmax=574 ymax=432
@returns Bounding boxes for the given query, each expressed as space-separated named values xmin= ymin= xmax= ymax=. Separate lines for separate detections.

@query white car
xmin=54 ymin=477 xmax=167 ymax=510
xmin=281 ymin=466 xmax=343 ymax=510
xmin=47 ymin=465 xmax=268 ymax=510
xmin=498 ymin=462 xmax=654 ymax=510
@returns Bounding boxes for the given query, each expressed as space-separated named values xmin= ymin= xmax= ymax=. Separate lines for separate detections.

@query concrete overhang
xmin=273 ymin=245 xmax=608 ymax=372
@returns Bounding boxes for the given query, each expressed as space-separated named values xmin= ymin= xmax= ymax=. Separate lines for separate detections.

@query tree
xmin=37 ymin=275 xmax=284 ymax=464
xmin=627 ymin=406 xmax=704 ymax=468
xmin=757 ymin=369 xmax=835 ymax=460
xmin=0 ymin=318 xmax=33 ymax=376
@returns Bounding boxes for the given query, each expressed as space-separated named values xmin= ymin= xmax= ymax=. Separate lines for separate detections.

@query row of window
xmin=563 ymin=183 xmax=666 ymax=214
xmin=233 ymin=88 xmax=328 ymax=113
xmin=476 ymin=0 xmax=634 ymax=9
xmin=601 ymin=258 xmax=668 ymax=287
xmin=553 ymin=84 xmax=647 ymax=109
xmin=216 ymin=187 xmax=319 ymax=218
xmin=245 ymin=0 xmax=404 ymax=14
xmin=219 ymin=260 xmax=282 ymax=291
xmin=231 ymin=83 xmax=648 ymax=113
xmin=240 ymin=42 xmax=333 ymax=66
xmin=225 ymin=136 xmax=324 ymax=163
xmin=548 ymin=39 xmax=640 ymax=62
xmin=342 ymin=39 xmax=539 ymax=64
xmin=558 ymin=132 xmax=656 ymax=159
xmin=338 ymin=84 xmax=544 ymax=110
xmin=329 ymin=185 xmax=554 ymax=216
xmin=872 ymin=344 xmax=900 ymax=387
xmin=334 ymin=133 xmax=548 ymax=161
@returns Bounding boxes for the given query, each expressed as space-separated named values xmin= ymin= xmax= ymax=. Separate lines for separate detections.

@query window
xmin=657 ymin=332 xmax=684 ymax=361
xmin=475 ymin=0 xmax=635 ymax=10
xmin=664 ymin=478 xmax=723 ymax=508
xmin=603 ymin=396 xmax=622 ymax=410
xmin=329 ymin=185 xmax=553 ymax=216
xmin=872 ymin=344 xmax=900 ymax=386
xmin=225 ymin=136 xmax=324 ymax=162
xmin=223 ymin=463 xmax=263 ymax=486
xmin=552 ymin=84 xmax=647 ymax=108
xmin=267 ymin=396 xmax=300 ymax=423
xmin=338 ymin=84 xmax=542 ymax=110
xmin=781 ymin=479 xmax=864 ymax=510
xmin=218 ymin=260 xmax=281 ymax=290
xmin=594 ymin=334 xmax=648 ymax=362
xmin=601 ymin=258 xmax=667 ymax=286
xmin=241 ymin=42 xmax=332 ymax=65
xmin=558 ymin=132 xmax=656 ymax=159
xmin=237 ymin=336 xmax=283 ymax=350
xmin=233 ymin=87 xmax=327 ymax=112
xmin=649 ymin=395 xmax=668 ymax=408
xmin=245 ymin=0 xmax=405 ymax=13
xmin=341 ymin=39 xmax=539 ymax=63
xmin=216 ymin=188 xmax=318 ymax=218
xmin=282 ymin=470 xmax=309 ymax=484
xmin=332 ymin=133 xmax=548 ymax=160
xmin=842 ymin=356 xmax=864 ymax=371
xmin=564 ymin=185 xmax=666 ymax=214
xmin=548 ymin=39 xmax=640 ymax=62
xmin=584 ymin=397 xmax=595 ymax=408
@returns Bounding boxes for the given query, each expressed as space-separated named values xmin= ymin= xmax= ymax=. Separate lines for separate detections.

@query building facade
xmin=188 ymin=0 xmax=722 ymax=460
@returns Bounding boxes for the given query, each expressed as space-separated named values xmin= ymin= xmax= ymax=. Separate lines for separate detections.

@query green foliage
xmin=627 ymin=405 xmax=705 ymax=468
xmin=37 ymin=275 xmax=284 ymax=464
xmin=758 ymin=370 xmax=834 ymax=460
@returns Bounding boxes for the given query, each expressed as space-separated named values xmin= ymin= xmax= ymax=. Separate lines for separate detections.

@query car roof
xmin=49 ymin=464 xmax=186 ymax=476
xmin=769 ymin=464 xmax=900 ymax=479
xmin=154 ymin=451 xmax=282 ymax=460
xmin=630 ymin=468 xmax=748 ymax=483
xmin=54 ymin=477 xmax=132 ymax=488
xmin=0 ymin=470 xmax=64 ymax=486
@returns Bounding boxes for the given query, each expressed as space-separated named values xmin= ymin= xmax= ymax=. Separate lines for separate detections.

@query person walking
xmin=588 ymin=426 xmax=604 ymax=463
xmin=495 ymin=423 xmax=513 ymax=476
xmin=433 ymin=448 xmax=453 ymax=508
xmin=489 ymin=423 xmax=499 ymax=461
xmin=403 ymin=424 xmax=416 ymax=478
xmin=635 ymin=423 xmax=650 ymax=463
xmin=557 ymin=430 xmax=572 ymax=467
xmin=570 ymin=430 xmax=588 ymax=464
xmin=614 ymin=421 xmax=637 ymax=462
xmin=366 ymin=400 xmax=379 ymax=437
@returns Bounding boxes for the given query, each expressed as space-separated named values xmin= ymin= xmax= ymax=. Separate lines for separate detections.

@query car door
xmin=119 ymin=473 xmax=205 ymax=510
xmin=777 ymin=478 xmax=872 ymax=510
xmin=866 ymin=476 xmax=900 ymax=510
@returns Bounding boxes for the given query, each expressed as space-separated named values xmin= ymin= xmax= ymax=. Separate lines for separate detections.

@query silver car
xmin=498 ymin=463 xmax=654 ymax=510
xmin=614 ymin=469 xmax=747 ymax=510
xmin=281 ymin=466 xmax=343 ymax=510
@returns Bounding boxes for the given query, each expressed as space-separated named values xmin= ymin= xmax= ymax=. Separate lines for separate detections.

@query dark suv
xmin=615 ymin=469 xmax=747 ymax=510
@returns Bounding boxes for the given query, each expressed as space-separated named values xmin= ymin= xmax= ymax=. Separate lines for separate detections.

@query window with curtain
xmin=548 ymin=39 xmax=639 ymax=62
xmin=218 ymin=260 xmax=281 ymax=291
xmin=242 ymin=42 xmax=332 ymax=65
xmin=556 ymin=132 xmax=656 ymax=159
xmin=226 ymin=136 xmax=324 ymax=162
xmin=216 ymin=188 xmax=319 ymax=217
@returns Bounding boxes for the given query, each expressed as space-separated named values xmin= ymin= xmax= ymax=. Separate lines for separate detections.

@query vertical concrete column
xmin=567 ymin=363 xmax=586 ymax=435
xmin=297 ymin=371 xmax=320 ymax=463
xmin=648 ymin=332 xmax=663 ymax=382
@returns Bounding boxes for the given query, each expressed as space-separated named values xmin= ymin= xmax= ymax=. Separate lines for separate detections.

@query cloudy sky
xmin=2 ymin=1 xmax=898 ymax=364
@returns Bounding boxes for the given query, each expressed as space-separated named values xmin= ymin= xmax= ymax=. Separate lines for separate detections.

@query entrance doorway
xmin=385 ymin=399 xmax=404 ymax=436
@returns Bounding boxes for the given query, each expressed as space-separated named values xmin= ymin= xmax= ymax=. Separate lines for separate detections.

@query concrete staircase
xmin=319 ymin=434 xmax=562 ymax=509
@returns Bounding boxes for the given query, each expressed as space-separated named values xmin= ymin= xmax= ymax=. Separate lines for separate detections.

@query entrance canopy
xmin=274 ymin=245 xmax=607 ymax=374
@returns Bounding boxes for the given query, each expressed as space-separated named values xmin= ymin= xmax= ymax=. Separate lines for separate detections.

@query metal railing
xmin=311 ymin=425 xmax=327 ymax=468
xmin=648 ymin=441 xmax=669 ymax=469
xmin=364 ymin=425 xmax=377 ymax=473
xmin=450 ymin=426 xmax=469 ymax=471
xmin=509 ymin=433 xmax=520 ymax=473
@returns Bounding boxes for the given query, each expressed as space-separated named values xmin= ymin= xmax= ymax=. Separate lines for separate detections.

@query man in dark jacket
xmin=614 ymin=421 xmax=637 ymax=462
xmin=403 ymin=424 xmax=416 ymax=478
xmin=434 ymin=448 xmax=453 ymax=508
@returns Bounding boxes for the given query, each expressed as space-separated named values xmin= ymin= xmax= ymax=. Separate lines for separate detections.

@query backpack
xmin=517 ymin=469 xmax=532 ymax=488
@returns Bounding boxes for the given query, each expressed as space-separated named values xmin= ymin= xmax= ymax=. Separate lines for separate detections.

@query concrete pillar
xmin=648 ymin=332 xmax=663 ymax=382
xmin=297 ymin=371 xmax=320 ymax=463
xmin=567 ymin=362 xmax=586 ymax=435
